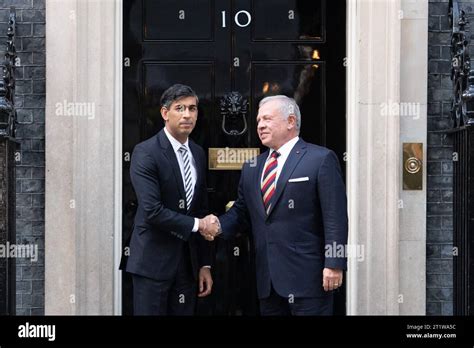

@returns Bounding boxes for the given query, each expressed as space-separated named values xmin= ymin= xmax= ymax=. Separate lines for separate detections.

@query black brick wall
xmin=0 ymin=0 xmax=45 ymax=315
xmin=427 ymin=0 xmax=457 ymax=316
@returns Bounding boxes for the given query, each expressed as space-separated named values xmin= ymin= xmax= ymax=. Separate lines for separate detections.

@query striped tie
xmin=178 ymin=145 xmax=193 ymax=211
xmin=261 ymin=151 xmax=280 ymax=214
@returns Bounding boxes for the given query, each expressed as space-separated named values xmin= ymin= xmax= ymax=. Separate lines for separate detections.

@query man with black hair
xmin=125 ymin=84 xmax=219 ymax=315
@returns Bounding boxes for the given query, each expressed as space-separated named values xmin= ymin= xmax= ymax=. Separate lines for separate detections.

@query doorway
xmin=122 ymin=0 xmax=346 ymax=315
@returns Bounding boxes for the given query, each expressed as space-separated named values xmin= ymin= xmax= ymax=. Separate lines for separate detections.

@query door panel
xmin=141 ymin=62 xmax=215 ymax=140
xmin=143 ymin=0 xmax=214 ymax=41
xmin=123 ymin=0 xmax=346 ymax=316
xmin=252 ymin=0 xmax=324 ymax=41
xmin=252 ymin=62 xmax=325 ymax=144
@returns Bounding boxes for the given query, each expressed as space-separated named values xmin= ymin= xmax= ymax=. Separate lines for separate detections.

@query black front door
xmin=123 ymin=0 xmax=346 ymax=315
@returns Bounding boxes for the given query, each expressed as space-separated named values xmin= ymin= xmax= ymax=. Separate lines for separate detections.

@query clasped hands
xmin=198 ymin=214 xmax=221 ymax=241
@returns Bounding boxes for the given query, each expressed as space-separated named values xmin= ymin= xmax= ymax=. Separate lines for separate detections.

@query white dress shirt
xmin=261 ymin=136 xmax=300 ymax=185
xmin=163 ymin=127 xmax=199 ymax=232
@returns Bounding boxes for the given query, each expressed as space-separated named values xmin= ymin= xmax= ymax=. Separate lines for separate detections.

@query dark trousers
xmin=259 ymin=285 xmax=334 ymax=316
xmin=132 ymin=246 xmax=196 ymax=315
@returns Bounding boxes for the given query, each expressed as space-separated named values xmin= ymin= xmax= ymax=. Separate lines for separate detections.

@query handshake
xmin=198 ymin=214 xmax=222 ymax=241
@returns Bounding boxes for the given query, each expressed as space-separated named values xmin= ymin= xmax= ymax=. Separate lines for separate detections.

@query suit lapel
xmin=266 ymin=139 xmax=307 ymax=218
xmin=158 ymin=130 xmax=186 ymax=201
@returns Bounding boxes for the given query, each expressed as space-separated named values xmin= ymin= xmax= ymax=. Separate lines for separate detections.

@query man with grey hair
xmin=205 ymin=94 xmax=348 ymax=315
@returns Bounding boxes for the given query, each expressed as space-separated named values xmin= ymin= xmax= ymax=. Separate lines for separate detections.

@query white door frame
xmin=113 ymin=0 xmax=123 ymax=315
xmin=112 ymin=0 xmax=356 ymax=316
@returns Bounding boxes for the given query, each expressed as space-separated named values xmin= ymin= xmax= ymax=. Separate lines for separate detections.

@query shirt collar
xmin=164 ymin=127 xmax=190 ymax=153
xmin=270 ymin=136 xmax=299 ymax=158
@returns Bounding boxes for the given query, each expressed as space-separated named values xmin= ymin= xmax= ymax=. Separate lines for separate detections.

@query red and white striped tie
xmin=261 ymin=151 xmax=280 ymax=214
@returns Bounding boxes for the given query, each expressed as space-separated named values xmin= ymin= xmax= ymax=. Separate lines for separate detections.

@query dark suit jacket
xmin=124 ymin=129 xmax=211 ymax=281
xmin=219 ymin=138 xmax=348 ymax=299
